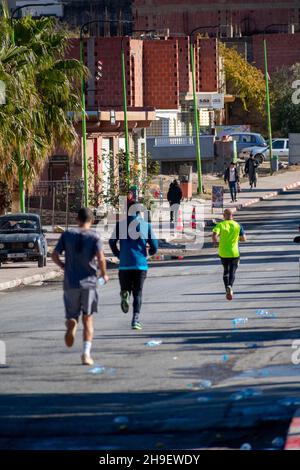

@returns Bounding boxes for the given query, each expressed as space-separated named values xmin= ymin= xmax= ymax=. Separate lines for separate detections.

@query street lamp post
xmin=80 ymin=20 xmax=131 ymax=206
xmin=263 ymin=37 xmax=273 ymax=175
xmin=11 ymin=2 xmax=62 ymax=213
xmin=120 ymin=30 xmax=154 ymax=188
xmin=189 ymin=26 xmax=219 ymax=194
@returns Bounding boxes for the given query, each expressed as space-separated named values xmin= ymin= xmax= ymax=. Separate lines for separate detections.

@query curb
xmin=0 ymin=269 xmax=62 ymax=292
xmin=285 ymin=409 xmax=300 ymax=450
xmin=208 ymin=180 xmax=300 ymax=221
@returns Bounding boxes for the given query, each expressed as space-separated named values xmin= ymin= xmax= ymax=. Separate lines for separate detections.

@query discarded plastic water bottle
xmin=240 ymin=443 xmax=252 ymax=451
xmin=199 ymin=380 xmax=212 ymax=389
xmin=98 ymin=277 xmax=106 ymax=287
xmin=88 ymin=366 xmax=106 ymax=375
xmin=197 ymin=396 xmax=211 ymax=403
xmin=146 ymin=340 xmax=162 ymax=347
xmin=113 ymin=416 xmax=129 ymax=425
xmin=256 ymin=309 xmax=276 ymax=318
xmin=232 ymin=318 xmax=248 ymax=328
xmin=272 ymin=437 xmax=284 ymax=449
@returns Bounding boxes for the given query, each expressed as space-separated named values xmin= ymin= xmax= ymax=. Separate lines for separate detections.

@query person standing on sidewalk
xmin=167 ymin=179 xmax=183 ymax=224
xmin=212 ymin=208 xmax=246 ymax=301
xmin=52 ymin=207 xmax=108 ymax=366
xmin=109 ymin=202 xmax=158 ymax=330
xmin=224 ymin=162 xmax=239 ymax=203
xmin=244 ymin=153 xmax=259 ymax=189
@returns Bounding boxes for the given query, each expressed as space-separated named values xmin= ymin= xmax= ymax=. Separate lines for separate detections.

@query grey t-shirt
xmin=55 ymin=228 xmax=103 ymax=290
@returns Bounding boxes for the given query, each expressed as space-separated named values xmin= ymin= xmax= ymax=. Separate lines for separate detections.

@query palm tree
xmin=0 ymin=2 xmax=87 ymax=212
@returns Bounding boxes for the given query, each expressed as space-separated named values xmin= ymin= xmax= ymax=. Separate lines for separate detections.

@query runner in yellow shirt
xmin=212 ymin=209 xmax=247 ymax=300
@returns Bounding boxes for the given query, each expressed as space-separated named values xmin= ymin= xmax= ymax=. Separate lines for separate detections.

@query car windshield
xmin=257 ymin=135 xmax=267 ymax=146
xmin=0 ymin=218 xmax=40 ymax=233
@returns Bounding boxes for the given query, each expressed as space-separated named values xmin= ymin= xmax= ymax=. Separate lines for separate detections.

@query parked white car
xmin=239 ymin=138 xmax=289 ymax=164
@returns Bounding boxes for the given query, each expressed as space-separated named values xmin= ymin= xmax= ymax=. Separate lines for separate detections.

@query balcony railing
xmin=154 ymin=136 xmax=194 ymax=147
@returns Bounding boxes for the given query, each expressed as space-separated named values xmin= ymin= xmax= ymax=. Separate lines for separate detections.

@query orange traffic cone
xmin=176 ymin=208 xmax=184 ymax=232
xmin=190 ymin=206 xmax=197 ymax=230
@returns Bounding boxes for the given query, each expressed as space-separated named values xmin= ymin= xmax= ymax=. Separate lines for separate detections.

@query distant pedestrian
xmin=52 ymin=207 xmax=108 ymax=366
xmin=212 ymin=208 xmax=246 ymax=301
xmin=224 ymin=162 xmax=239 ymax=203
xmin=109 ymin=201 xmax=158 ymax=330
xmin=245 ymin=154 xmax=259 ymax=189
xmin=167 ymin=179 xmax=183 ymax=224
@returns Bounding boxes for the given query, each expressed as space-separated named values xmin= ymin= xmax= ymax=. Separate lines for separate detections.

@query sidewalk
xmin=1 ymin=168 xmax=300 ymax=291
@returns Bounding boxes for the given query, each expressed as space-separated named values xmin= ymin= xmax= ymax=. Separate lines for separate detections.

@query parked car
xmin=240 ymin=138 xmax=289 ymax=164
xmin=0 ymin=213 xmax=47 ymax=268
xmin=229 ymin=132 xmax=268 ymax=153
xmin=271 ymin=138 xmax=289 ymax=161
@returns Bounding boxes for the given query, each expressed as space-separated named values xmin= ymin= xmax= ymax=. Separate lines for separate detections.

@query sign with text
xmin=212 ymin=185 xmax=224 ymax=211
xmin=198 ymin=93 xmax=224 ymax=110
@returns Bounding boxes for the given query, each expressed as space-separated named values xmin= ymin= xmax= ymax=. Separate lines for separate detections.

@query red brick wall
xmin=133 ymin=0 xmax=298 ymax=36
xmin=67 ymin=35 xmax=219 ymax=109
xmin=195 ymin=38 xmax=218 ymax=92
xmin=173 ymin=36 xmax=191 ymax=93
xmin=143 ymin=39 xmax=179 ymax=108
xmin=252 ymin=33 xmax=300 ymax=73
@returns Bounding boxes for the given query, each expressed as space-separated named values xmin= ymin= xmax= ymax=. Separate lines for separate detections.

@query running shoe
xmin=132 ymin=321 xmax=143 ymax=330
xmin=226 ymin=286 xmax=233 ymax=301
xmin=65 ymin=318 xmax=78 ymax=348
xmin=81 ymin=354 xmax=94 ymax=366
xmin=120 ymin=290 xmax=130 ymax=313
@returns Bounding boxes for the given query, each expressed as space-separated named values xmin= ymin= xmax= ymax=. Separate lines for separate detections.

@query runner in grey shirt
xmin=52 ymin=207 xmax=108 ymax=365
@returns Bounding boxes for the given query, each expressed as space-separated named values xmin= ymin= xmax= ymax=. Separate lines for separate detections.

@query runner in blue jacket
xmin=109 ymin=205 xmax=158 ymax=330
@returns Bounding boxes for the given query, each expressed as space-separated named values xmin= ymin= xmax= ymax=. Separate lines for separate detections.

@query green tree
xmin=220 ymin=43 xmax=266 ymax=113
xmin=0 ymin=2 xmax=87 ymax=211
xmin=271 ymin=64 xmax=300 ymax=136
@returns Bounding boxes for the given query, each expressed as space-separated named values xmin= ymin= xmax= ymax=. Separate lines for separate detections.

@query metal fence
xmin=27 ymin=180 xmax=84 ymax=228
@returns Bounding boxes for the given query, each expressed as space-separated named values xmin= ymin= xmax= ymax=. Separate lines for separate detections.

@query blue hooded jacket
xmin=109 ymin=215 xmax=158 ymax=271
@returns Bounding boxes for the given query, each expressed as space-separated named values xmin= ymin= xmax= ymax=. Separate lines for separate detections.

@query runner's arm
xmin=239 ymin=225 xmax=247 ymax=242
xmin=108 ymin=223 xmax=120 ymax=258
xmin=96 ymin=249 xmax=109 ymax=283
xmin=147 ymin=224 xmax=158 ymax=256
xmin=51 ymin=233 xmax=65 ymax=269
xmin=212 ymin=232 xmax=219 ymax=246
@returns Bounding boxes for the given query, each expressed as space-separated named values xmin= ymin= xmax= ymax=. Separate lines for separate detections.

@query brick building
xmin=39 ymin=33 xmax=223 ymax=192
xmin=133 ymin=0 xmax=300 ymax=37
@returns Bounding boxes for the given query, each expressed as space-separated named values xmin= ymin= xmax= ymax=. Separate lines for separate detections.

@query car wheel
xmin=255 ymin=153 xmax=264 ymax=164
xmin=38 ymin=256 xmax=44 ymax=268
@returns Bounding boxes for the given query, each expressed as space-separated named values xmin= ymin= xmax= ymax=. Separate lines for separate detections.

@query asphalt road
xmin=1 ymin=190 xmax=300 ymax=450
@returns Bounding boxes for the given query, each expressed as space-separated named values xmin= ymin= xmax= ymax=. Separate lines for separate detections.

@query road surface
xmin=1 ymin=190 xmax=300 ymax=450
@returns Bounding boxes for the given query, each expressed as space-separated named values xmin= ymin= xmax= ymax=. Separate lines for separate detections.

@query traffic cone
xmin=176 ymin=208 xmax=184 ymax=232
xmin=190 ymin=206 xmax=197 ymax=230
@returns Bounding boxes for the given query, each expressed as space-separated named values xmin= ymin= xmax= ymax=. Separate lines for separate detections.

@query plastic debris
xmin=240 ymin=443 xmax=252 ymax=451
xmin=232 ymin=318 xmax=248 ymax=328
xmin=88 ymin=366 xmax=116 ymax=375
xmin=197 ymin=396 xmax=212 ymax=403
xmin=173 ymin=356 xmax=178 ymax=360
xmin=256 ymin=309 xmax=276 ymax=318
xmin=271 ymin=437 xmax=284 ymax=449
xmin=199 ymin=380 xmax=212 ymax=389
xmin=246 ymin=342 xmax=258 ymax=349
xmin=230 ymin=392 xmax=245 ymax=402
xmin=88 ymin=366 xmax=106 ymax=375
xmin=222 ymin=355 xmax=229 ymax=362
xmin=230 ymin=388 xmax=263 ymax=401
xmin=113 ymin=416 xmax=129 ymax=425
xmin=187 ymin=380 xmax=212 ymax=390
xmin=145 ymin=340 xmax=162 ymax=347
xmin=278 ymin=397 xmax=300 ymax=407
